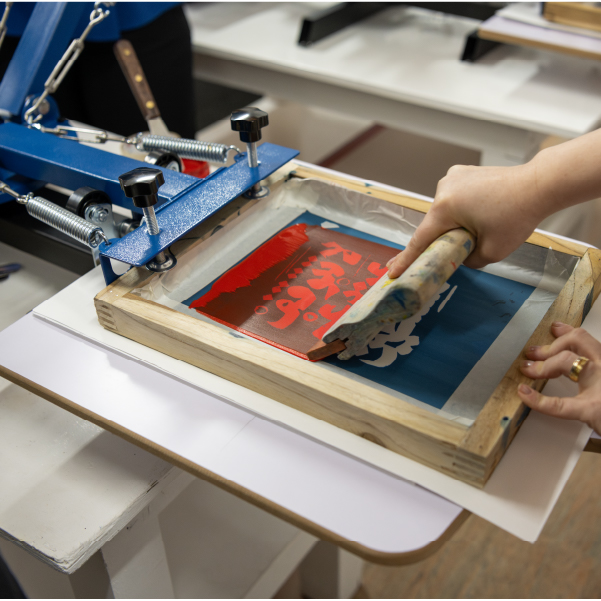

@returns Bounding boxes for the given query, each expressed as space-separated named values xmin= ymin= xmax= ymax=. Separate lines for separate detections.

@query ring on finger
xmin=569 ymin=356 xmax=590 ymax=382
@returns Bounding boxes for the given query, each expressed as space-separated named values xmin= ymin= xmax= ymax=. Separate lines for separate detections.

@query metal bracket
xmin=98 ymin=143 xmax=298 ymax=283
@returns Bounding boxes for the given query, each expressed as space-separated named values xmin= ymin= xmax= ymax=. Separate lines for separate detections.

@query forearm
xmin=531 ymin=128 xmax=601 ymax=217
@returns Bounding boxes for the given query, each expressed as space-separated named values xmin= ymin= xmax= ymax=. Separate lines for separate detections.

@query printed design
xmin=188 ymin=223 xmax=397 ymax=358
xmin=185 ymin=212 xmax=536 ymax=410
xmin=358 ymin=283 xmax=452 ymax=367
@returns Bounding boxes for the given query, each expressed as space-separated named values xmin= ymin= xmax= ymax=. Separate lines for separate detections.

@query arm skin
xmin=387 ymin=127 xmax=601 ymax=276
xmin=385 ymin=129 xmax=601 ymax=433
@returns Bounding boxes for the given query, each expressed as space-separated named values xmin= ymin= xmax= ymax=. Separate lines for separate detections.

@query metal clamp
xmin=24 ymin=2 xmax=114 ymax=125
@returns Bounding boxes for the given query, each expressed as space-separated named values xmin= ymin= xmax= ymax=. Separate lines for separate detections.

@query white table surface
xmin=0 ymin=243 xmax=180 ymax=573
xmin=187 ymin=3 xmax=601 ymax=161
xmin=0 ymin=310 xmax=463 ymax=559
xmin=0 ymin=179 xmax=592 ymax=550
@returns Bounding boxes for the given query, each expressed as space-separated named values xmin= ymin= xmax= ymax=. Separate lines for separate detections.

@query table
xmin=186 ymin=3 xmax=601 ymax=166
xmin=0 ymin=241 xmax=464 ymax=598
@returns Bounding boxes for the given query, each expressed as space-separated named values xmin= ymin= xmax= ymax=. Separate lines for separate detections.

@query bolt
xmin=37 ymin=98 xmax=50 ymax=116
xmin=86 ymin=205 xmax=109 ymax=224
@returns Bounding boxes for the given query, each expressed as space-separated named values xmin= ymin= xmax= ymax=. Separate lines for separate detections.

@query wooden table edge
xmin=0 ymin=364 xmax=469 ymax=567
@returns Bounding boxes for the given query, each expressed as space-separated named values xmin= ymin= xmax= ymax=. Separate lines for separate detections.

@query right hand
xmin=387 ymin=162 xmax=546 ymax=278
xmin=519 ymin=322 xmax=601 ymax=435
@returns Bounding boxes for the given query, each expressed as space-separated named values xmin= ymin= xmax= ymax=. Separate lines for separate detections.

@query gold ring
xmin=569 ymin=356 xmax=590 ymax=382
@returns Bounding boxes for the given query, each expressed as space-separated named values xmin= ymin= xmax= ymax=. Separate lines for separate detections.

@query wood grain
xmin=360 ymin=452 xmax=601 ymax=597
xmin=478 ymin=22 xmax=601 ymax=62
xmin=543 ymin=2 xmax=601 ymax=33
xmin=461 ymin=247 xmax=601 ymax=481
xmin=94 ymin=161 xmax=601 ymax=487
xmin=95 ymin=291 xmax=476 ymax=477
xmin=289 ymin=165 xmax=591 ymax=257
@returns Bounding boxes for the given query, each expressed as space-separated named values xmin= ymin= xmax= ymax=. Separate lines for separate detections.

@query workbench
xmin=0 ymin=164 xmax=596 ymax=598
xmin=186 ymin=3 xmax=601 ymax=167
xmin=0 ymin=240 xmax=463 ymax=598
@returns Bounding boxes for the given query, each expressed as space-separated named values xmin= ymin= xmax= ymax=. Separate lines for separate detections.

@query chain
xmin=24 ymin=2 xmax=114 ymax=125
xmin=0 ymin=2 xmax=13 ymax=54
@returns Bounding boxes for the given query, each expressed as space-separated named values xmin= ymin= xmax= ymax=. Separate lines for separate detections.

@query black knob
xmin=230 ymin=107 xmax=269 ymax=143
xmin=118 ymin=167 xmax=165 ymax=208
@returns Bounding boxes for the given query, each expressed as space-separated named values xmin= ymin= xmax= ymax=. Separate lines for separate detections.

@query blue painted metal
xmin=99 ymin=143 xmax=299 ymax=270
xmin=21 ymin=95 xmax=60 ymax=127
xmin=99 ymin=247 xmax=120 ymax=285
xmin=0 ymin=166 xmax=45 ymax=204
xmin=0 ymin=3 xmax=86 ymax=119
xmin=0 ymin=122 xmax=199 ymax=213
xmin=0 ymin=0 xmax=300 ymax=289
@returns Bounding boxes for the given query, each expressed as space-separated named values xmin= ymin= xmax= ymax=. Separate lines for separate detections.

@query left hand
xmin=518 ymin=322 xmax=601 ymax=435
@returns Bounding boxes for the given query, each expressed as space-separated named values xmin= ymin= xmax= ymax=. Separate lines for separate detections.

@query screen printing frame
xmin=95 ymin=162 xmax=601 ymax=487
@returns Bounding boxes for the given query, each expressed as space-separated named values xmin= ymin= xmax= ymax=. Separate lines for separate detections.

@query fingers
xmin=518 ymin=384 xmax=587 ymax=422
xmin=526 ymin=323 xmax=601 ymax=362
xmin=520 ymin=349 xmax=580 ymax=380
xmin=387 ymin=215 xmax=457 ymax=279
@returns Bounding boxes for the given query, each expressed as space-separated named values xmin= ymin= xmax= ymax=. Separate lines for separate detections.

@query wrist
xmin=512 ymin=158 xmax=553 ymax=224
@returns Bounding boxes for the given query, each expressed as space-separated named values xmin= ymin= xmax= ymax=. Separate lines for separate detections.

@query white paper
xmin=132 ymin=178 xmax=575 ymax=424
xmin=25 ymin=163 xmax=595 ymax=543
xmin=28 ymin=268 xmax=592 ymax=542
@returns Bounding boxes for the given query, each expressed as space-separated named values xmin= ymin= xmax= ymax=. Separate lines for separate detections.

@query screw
xmin=85 ymin=205 xmax=109 ymax=224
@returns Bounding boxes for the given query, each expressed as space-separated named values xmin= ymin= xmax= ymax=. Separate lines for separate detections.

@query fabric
xmin=6 ymin=2 xmax=176 ymax=41
xmin=0 ymin=4 xmax=195 ymax=138
xmin=185 ymin=212 xmax=536 ymax=410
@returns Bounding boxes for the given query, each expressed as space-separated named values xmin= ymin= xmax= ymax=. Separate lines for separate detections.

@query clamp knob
xmin=230 ymin=107 xmax=269 ymax=143
xmin=118 ymin=167 xmax=165 ymax=209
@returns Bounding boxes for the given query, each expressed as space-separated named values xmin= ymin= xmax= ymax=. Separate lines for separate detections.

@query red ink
xmin=268 ymin=286 xmax=316 ymax=329
xmin=190 ymin=223 xmax=309 ymax=310
xmin=312 ymin=304 xmax=351 ymax=340
xmin=366 ymin=261 xmax=387 ymax=285
xmin=191 ymin=223 xmax=398 ymax=360
xmin=321 ymin=241 xmax=361 ymax=265
xmin=344 ymin=281 xmax=367 ymax=304
xmin=307 ymin=261 xmax=345 ymax=300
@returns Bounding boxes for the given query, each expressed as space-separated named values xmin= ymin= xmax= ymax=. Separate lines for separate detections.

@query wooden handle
xmin=323 ymin=228 xmax=476 ymax=360
xmin=114 ymin=39 xmax=160 ymax=121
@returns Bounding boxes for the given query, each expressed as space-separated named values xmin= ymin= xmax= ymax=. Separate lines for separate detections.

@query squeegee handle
xmin=319 ymin=228 xmax=476 ymax=361
xmin=406 ymin=227 xmax=476 ymax=310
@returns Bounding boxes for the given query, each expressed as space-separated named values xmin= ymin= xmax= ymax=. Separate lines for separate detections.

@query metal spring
xmin=25 ymin=196 xmax=108 ymax=248
xmin=136 ymin=135 xmax=240 ymax=164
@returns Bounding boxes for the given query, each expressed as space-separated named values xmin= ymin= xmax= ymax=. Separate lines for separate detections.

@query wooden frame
xmin=479 ymin=4 xmax=601 ymax=62
xmin=543 ymin=3 xmax=601 ymax=34
xmin=95 ymin=163 xmax=601 ymax=487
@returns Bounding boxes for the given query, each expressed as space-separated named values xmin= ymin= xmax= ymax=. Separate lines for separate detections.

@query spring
xmin=25 ymin=196 xmax=108 ymax=248
xmin=136 ymin=135 xmax=240 ymax=164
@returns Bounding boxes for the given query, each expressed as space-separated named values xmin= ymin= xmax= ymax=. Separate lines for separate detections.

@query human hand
xmin=387 ymin=162 xmax=545 ymax=278
xmin=518 ymin=322 xmax=601 ymax=435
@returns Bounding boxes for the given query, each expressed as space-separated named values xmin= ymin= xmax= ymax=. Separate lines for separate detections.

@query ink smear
xmin=189 ymin=223 xmax=398 ymax=358
xmin=185 ymin=212 xmax=536 ymax=411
